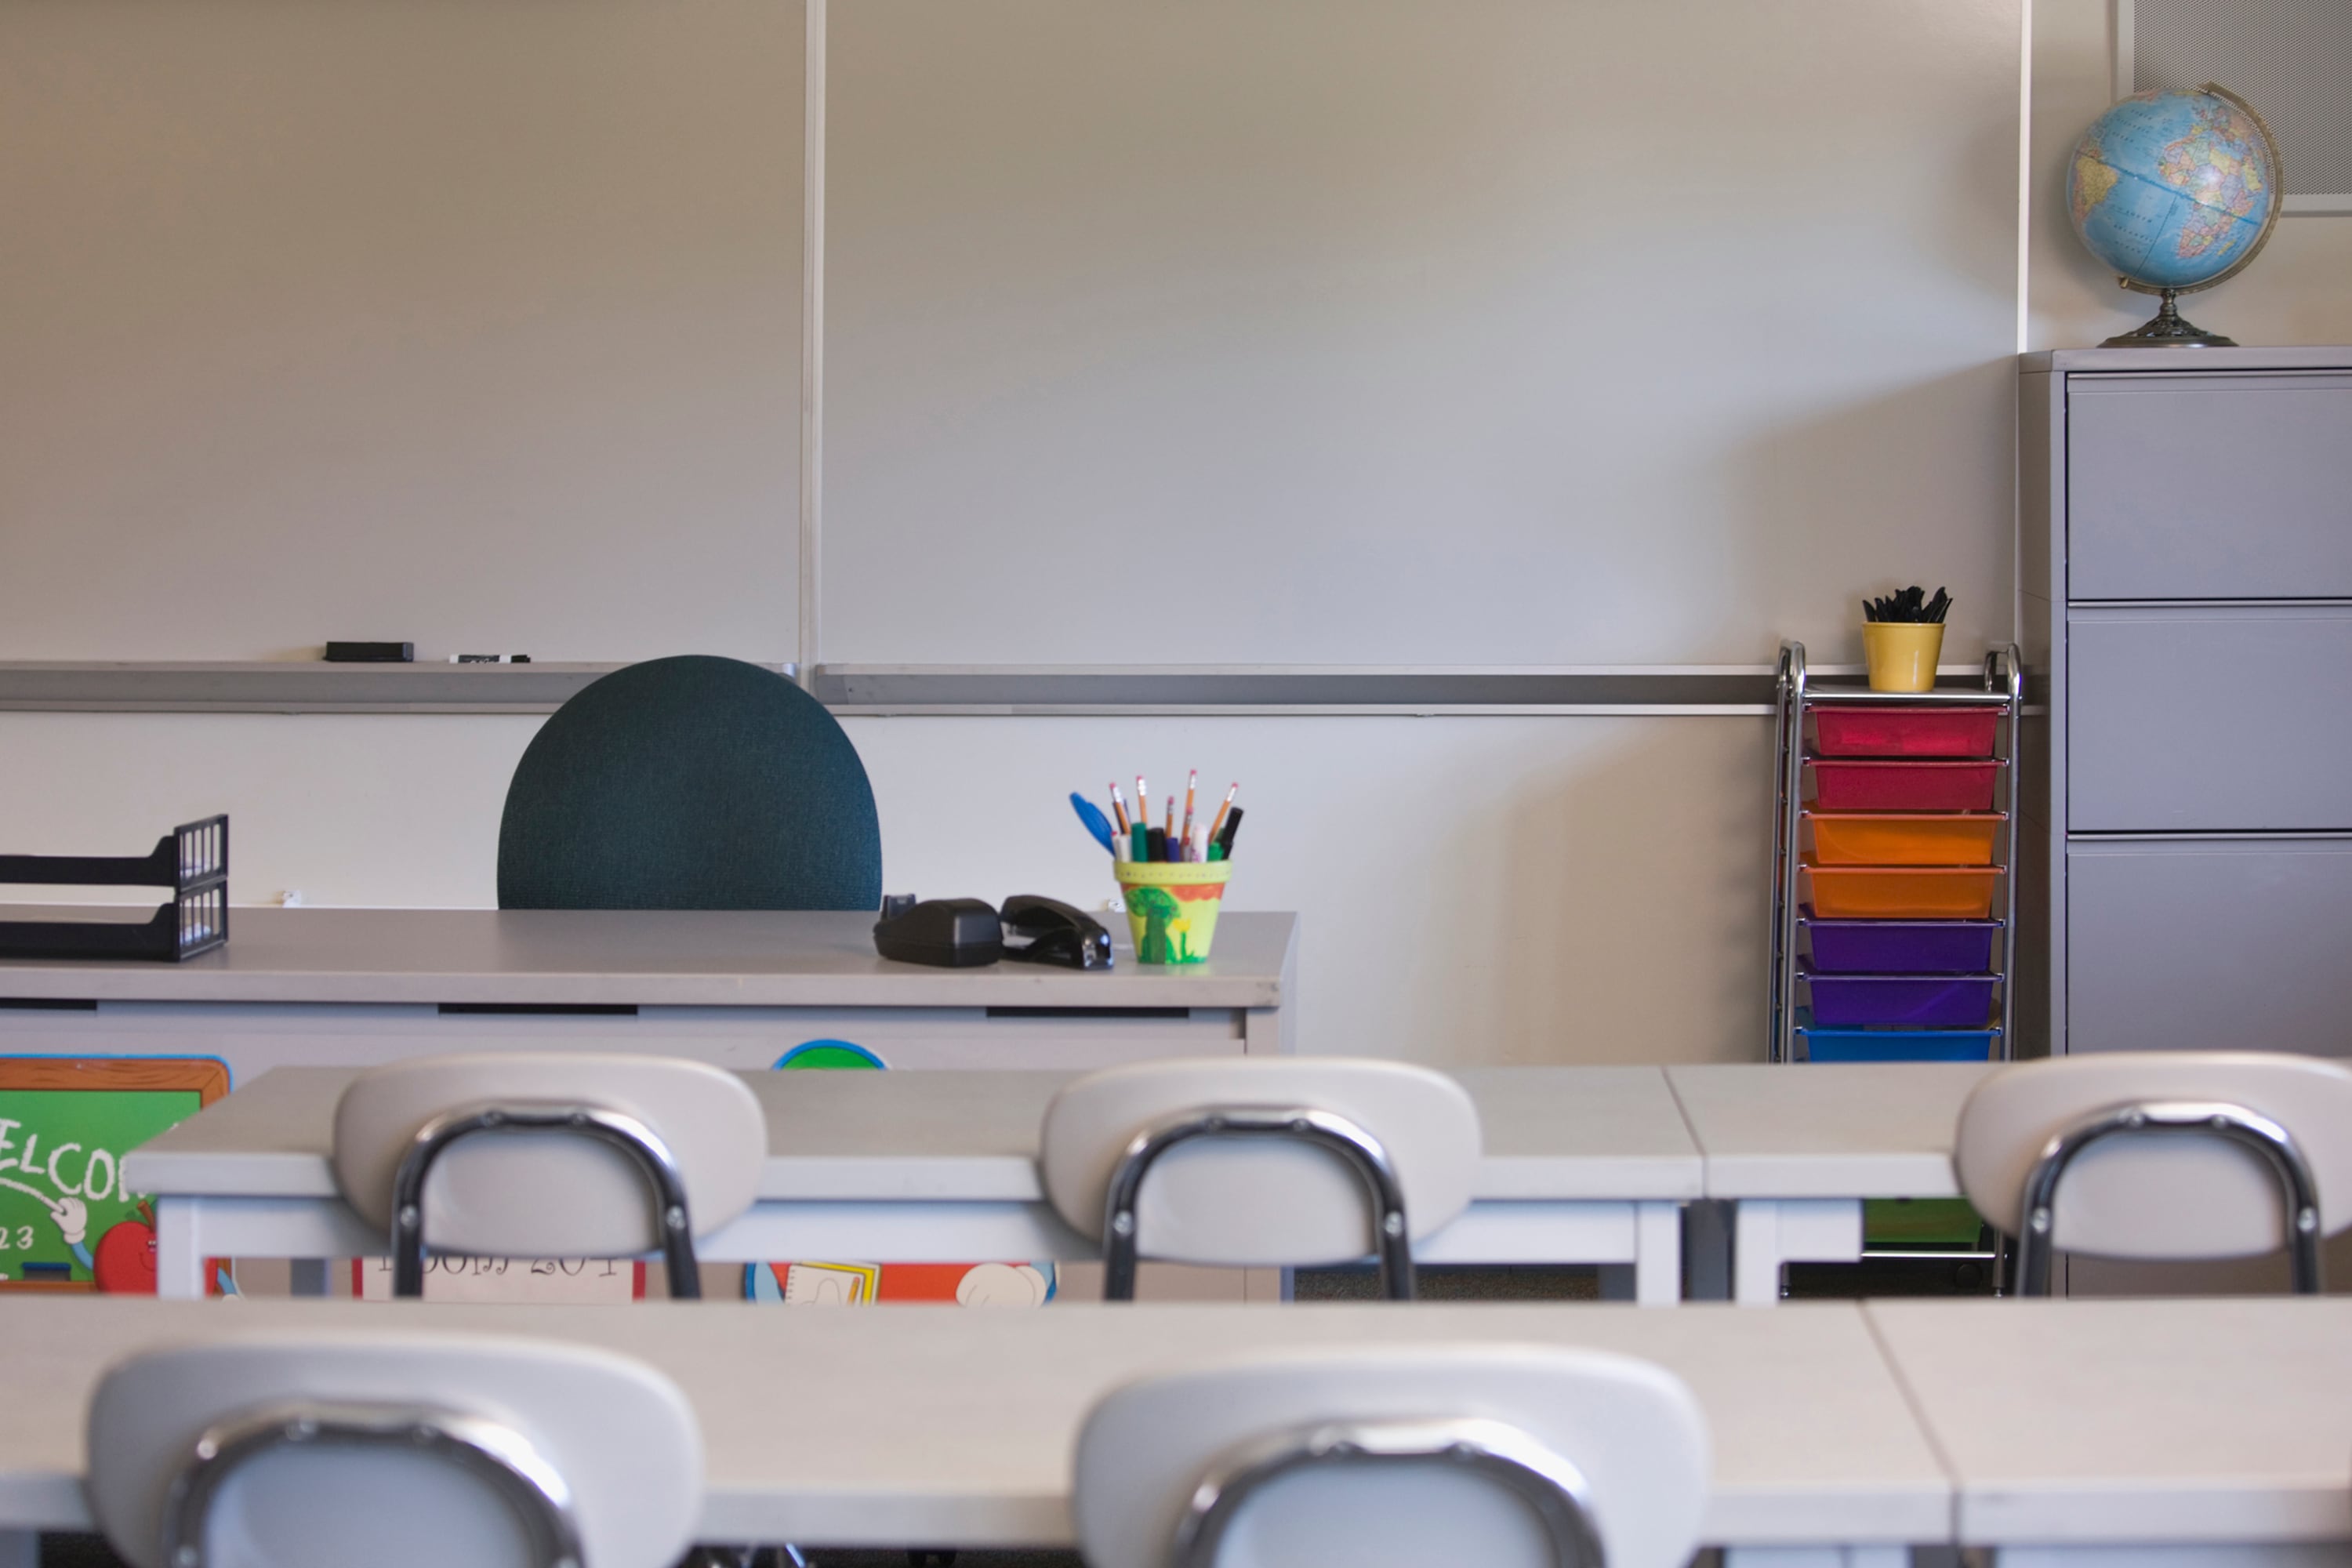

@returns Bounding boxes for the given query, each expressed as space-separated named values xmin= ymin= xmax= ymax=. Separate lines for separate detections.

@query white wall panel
xmin=825 ymin=0 xmax=2023 ymax=667
xmin=0 ymin=0 xmax=803 ymax=663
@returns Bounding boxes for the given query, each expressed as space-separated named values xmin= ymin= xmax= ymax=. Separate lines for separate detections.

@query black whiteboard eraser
xmin=322 ymin=642 xmax=415 ymax=662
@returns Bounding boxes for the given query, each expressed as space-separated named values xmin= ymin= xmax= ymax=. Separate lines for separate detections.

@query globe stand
xmin=2103 ymin=288 xmax=2236 ymax=349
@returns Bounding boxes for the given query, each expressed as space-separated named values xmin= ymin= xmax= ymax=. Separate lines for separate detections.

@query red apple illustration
xmin=94 ymin=1201 xmax=158 ymax=1294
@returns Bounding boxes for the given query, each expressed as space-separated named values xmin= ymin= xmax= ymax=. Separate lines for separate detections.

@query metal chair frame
xmin=390 ymin=1102 xmax=700 ymax=1298
xmin=161 ymin=1401 xmax=583 ymax=1568
xmin=2013 ymin=1098 xmax=2325 ymax=1296
xmin=1171 ymin=1416 xmax=1604 ymax=1568
xmin=1100 ymin=1105 xmax=1414 ymax=1301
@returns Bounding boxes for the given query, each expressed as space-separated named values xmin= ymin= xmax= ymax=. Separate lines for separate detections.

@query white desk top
xmin=124 ymin=1065 xmax=1706 ymax=1204
xmin=0 ymin=1298 xmax=1946 ymax=1548
xmin=1665 ymin=1063 xmax=1989 ymax=1199
xmin=0 ymin=906 xmax=1296 ymax=1010
xmin=1868 ymin=1297 xmax=2352 ymax=1547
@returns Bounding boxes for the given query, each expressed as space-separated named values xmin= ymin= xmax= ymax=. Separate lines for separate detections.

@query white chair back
xmin=332 ymin=1052 xmax=764 ymax=1294
xmin=1955 ymin=1051 xmax=2352 ymax=1292
xmin=1040 ymin=1058 xmax=1481 ymax=1298
xmin=85 ymin=1331 xmax=701 ymax=1568
xmin=1074 ymin=1345 xmax=1708 ymax=1568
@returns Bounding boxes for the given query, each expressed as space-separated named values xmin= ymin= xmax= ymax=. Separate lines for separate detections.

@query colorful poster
xmin=0 ymin=1058 xmax=229 ymax=1293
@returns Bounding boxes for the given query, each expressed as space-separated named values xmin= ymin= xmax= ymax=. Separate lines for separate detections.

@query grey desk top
xmin=125 ymin=1064 xmax=1706 ymax=1204
xmin=1869 ymin=1297 xmax=2352 ymax=1546
xmin=0 ymin=906 xmax=1296 ymax=1009
xmin=0 ymin=1298 xmax=1947 ymax=1548
xmin=1665 ymin=1062 xmax=1988 ymax=1199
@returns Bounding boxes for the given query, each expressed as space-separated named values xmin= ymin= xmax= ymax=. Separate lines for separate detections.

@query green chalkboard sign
xmin=0 ymin=1058 xmax=227 ymax=1292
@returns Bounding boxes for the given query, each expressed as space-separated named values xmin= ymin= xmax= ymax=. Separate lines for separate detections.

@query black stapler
xmin=872 ymin=897 xmax=1004 ymax=967
xmin=1000 ymin=895 xmax=1113 ymax=970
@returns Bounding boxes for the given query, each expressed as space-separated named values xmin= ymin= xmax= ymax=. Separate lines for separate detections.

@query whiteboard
xmin=0 ymin=0 xmax=803 ymax=665
xmin=823 ymin=0 xmax=2023 ymax=667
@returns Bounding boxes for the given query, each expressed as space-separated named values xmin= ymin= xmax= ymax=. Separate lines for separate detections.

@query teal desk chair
xmin=498 ymin=655 xmax=881 ymax=911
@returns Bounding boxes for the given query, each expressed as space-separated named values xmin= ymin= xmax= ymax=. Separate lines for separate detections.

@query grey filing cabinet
xmin=2019 ymin=347 xmax=2352 ymax=1062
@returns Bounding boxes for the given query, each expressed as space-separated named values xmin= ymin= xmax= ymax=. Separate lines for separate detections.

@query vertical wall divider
xmin=797 ymin=0 xmax=828 ymax=686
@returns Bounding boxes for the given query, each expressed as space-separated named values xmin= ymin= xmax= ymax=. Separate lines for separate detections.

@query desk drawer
xmin=2069 ymin=373 xmax=2352 ymax=599
xmin=2069 ymin=607 xmax=2352 ymax=831
xmin=2067 ymin=837 xmax=2352 ymax=1058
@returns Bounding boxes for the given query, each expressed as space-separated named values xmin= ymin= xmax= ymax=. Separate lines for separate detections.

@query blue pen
xmin=1069 ymin=792 xmax=1117 ymax=853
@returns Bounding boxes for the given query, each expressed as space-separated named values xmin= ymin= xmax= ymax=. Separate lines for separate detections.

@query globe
xmin=2067 ymin=84 xmax=2282 ymax=347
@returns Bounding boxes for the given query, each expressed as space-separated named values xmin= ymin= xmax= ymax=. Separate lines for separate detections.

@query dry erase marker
xmin=1216 ymin=806 xmax=1244 ymax=858
xmin=1147 ymin=826 xmax=1168 ymax=862
xmin=1131 ymin=824 xmax=1149 ymax=862
xmin=449 ymin=654 xmax=532 ymax=663
xmin=1112 ymin=833 xmax=1132 ymax=863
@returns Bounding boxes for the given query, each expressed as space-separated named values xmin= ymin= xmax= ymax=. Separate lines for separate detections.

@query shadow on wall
xmin=1729 ymin=361 xmax=2017 ymax=670
xmin=1480 ymin=720 xmax=1772 ymax=1067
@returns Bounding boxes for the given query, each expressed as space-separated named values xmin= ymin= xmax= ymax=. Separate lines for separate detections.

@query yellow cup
xmin=1113 ymin=860 xmax=1232 ymax=964
xmin=1863 ymin=622 xmax=1945 ymax=693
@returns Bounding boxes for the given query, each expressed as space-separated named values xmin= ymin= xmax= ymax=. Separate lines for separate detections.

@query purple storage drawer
xmin=1799 ymin=971 xmax=1997 ymax=1028
xmin=1799 ymin=909 xmax=1999 ymax=975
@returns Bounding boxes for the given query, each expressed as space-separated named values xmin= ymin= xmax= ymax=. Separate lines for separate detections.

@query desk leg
xmin=1242 ymin=1004 xmax=1292 ymax=1057
xmin=1733 ymin=1200 xmax=1863 ymax=1306
xmin=0 ymin=1529 xmax=33 ymax=1568
xmin=1633 ymin=1202 xmax=1682 ymax=1305
xmin=156 ymin=1198 xmax=208 ymax=1301
xmin=1684 ymin=1200 xmax=1733 ymax=1301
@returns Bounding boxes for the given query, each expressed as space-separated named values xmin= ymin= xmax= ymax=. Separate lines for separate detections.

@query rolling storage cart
xmin=1769 ymin=641 xmax=2021 ymax=1064
xmin=1766 ymin=641 xmax=2021 ymax=1288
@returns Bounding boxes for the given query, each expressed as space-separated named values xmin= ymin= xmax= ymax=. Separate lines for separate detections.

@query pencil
xmin=1165 ymin=795 xmax=1176 ymax=842
xmin=1205 ymin=782 xmax=1238 ymax=844
xmin=1181 ymin=770 xmax=1198 ymax=848
xmin=1109 ymin=783 xmax=1131 ymax=835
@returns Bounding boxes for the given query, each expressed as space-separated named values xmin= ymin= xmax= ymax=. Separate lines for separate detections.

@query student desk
xmin=125 ymin=1065 xmax=1703 ymax=1304
xmin=0 ymin=1297 xmax=1944 ymax=1568
xmin=1665 ymin=1064 xmax=1994 ymax=1305
xmin=1867 ymin=1296 xmax=2352 ymax=1563
xmin=0 ymin=906 xmax=1301 ymax=1073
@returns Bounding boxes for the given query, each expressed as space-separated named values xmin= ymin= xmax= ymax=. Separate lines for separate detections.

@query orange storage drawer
xmin=1802 ymin=859 xmax=2002 ymax=919
xmin=1806 ymin=812 xmax=2002 ymax=867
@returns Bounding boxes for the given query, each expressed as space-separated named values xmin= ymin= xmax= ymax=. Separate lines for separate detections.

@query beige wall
xmin=0 ymin=709 xmax=1767 ymax=1068
xmin=2027 ymin=0 xmax=2352 ymax=349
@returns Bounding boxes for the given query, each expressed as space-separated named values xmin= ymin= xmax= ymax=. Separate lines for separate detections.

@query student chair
xmin=1955 ymin=1051 xmax=2352 ymax=1295
xmin=497 ymin=654 xmax=882 ymax=912
xmin=1073 ymin=1346 xmax=1708 ymax=1568
xmin=332 ymin=1053 xmax=765 ymax=1298
xmin=85 ymin=1332 xmax=700 ymax=1568
xmin=1040 ymin=1058 xmax=1482 ymax=1300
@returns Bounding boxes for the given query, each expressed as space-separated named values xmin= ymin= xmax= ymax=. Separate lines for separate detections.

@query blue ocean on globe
xmin=2067 ymin=89 xmax=2277 ymax=292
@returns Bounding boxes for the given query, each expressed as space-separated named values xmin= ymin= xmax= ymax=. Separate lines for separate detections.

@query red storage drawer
xmin=1807 ymin=759 xmax=2003 ymax=811
xmin=1811 ymin=706 xmax=1997 ymax=758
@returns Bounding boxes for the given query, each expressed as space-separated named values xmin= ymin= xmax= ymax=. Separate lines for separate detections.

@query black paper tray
xmin=0 ymin=815 xmax=228 ymax=961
